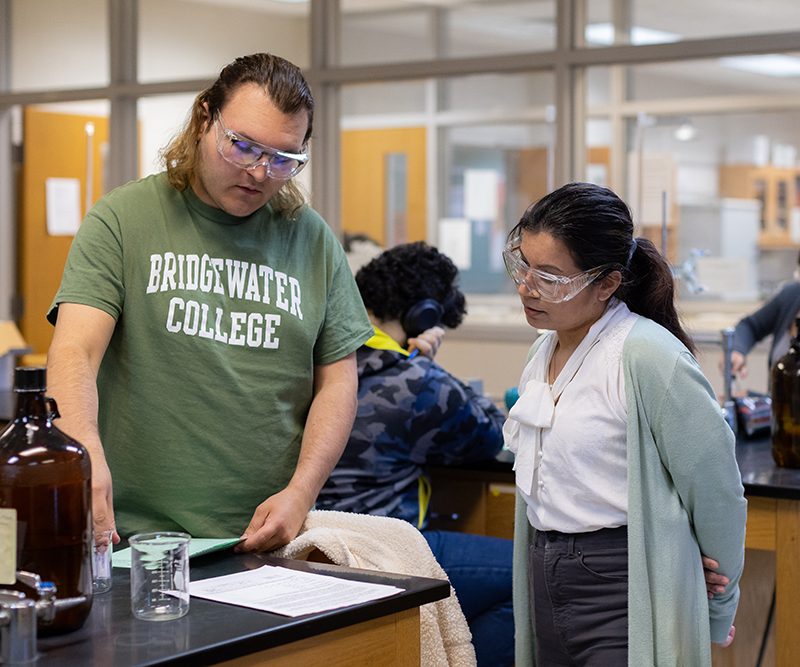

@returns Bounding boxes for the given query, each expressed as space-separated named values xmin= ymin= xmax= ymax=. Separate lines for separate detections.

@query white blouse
xmin=504 ymin=299 xmax=638 ymax=533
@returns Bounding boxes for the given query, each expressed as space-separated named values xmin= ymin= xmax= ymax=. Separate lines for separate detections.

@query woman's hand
xmin=716 ymin=624 xmax=736 ymax=648
xmin=702 ymin=555 xmax=730 ymax=599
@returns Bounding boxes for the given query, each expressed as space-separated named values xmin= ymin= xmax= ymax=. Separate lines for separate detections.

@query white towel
xmin=271 ymin=510 xmax=476 ymax=667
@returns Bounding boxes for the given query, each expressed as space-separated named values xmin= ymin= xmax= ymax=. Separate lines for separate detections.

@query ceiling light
xmin=719 ymin=54 xmax=800 ymax=77
xmin=673 ymin=122 xmax=697 ymax=142
xmin=585 ymin=23 xmax=680 ymax=46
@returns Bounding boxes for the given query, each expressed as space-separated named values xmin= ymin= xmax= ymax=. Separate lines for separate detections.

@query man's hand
xmin=729 ymin=351 xmax=747 ymax=379
xmin=702 ymin=555 xmax=730 ymax=599
xmin=407 ymin=326 xmax=446 ymax=359
xmin=236 ymin=486 xmax=313 ymax=552
xmin=91 ymin=454 xmax=120 ymax=544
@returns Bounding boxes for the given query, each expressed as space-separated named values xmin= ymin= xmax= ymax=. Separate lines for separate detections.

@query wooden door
xmin=19 ymin=107 xmax=108 ymax=357
xmin=341 ymin=127 xmax=426 ymax=246
xmin=514 ymin=146 xmax=549 ymax=217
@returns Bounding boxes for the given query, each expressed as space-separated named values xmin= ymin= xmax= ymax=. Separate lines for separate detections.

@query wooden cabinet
xmin=426 ymin=466 xmax=515 ymax=539
xmin=719 ymin=164 xmax=800 ymax=247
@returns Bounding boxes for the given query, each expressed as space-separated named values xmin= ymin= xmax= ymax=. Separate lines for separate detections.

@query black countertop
xmin=35 ymin=550 xmax=449 ymax=666
xmin=430 ymin=433 xmax=800 ymax=500
xmin=736 ymin=434 xmax=800 ymax=500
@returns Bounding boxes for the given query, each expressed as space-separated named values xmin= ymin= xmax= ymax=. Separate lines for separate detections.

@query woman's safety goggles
xmin=215 ymin=113 xmax=308 ymax=180
xmin=502 ymin=243 xmax=613 ymax=303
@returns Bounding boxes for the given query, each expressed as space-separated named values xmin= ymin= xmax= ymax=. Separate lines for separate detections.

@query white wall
xmin=138 ymin=0 xmax=309 ymax=82
xmin=11 ymin=0 xmax=108 ymax=91
xmin=12 ymin=0 xmax=309 ymax=181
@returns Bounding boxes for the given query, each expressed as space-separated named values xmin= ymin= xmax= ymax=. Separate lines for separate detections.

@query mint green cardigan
xmin=512 ymin=317 xmax=747 ymax=667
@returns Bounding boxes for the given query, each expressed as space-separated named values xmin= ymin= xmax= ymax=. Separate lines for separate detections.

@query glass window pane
xmin=340 ymin=82 xmax=429 ymax=248
xmin=586 ymin=66 xmax=614 ymax=107
xmin=441 ymin=72 xmax=554 ymax=112
xmin=443 ymin=0 xmax=555 ymax=58
xmin=340 ymin=72 xmax=555 ymax=296
xmin=626 ymin=109 xmax=800 ymax=302
xmin=342 ymin=81 xmax=428 ymax=117
xmin=341 ymin=5 xmax=435 ymax=66
xmin=587 ymin=55 xmax=800 ymax=318
xmin=10 ymin=0 xmax=109 ymax=91
xmin=340 ymin=0 xmax=555 ymax=66
xmin=441 ymin=121 xmax=553 ymax=295
xmin=138 ymin=0 xmax=310 ymax=83
xmin=585 ymin=0 xmax=800 ymax=46
xmin=138 ymin=94 xmax=197 ymax=178
xmin=627 ymin=54 xmax=800 ymax=102
xmin=585 ymin=119 xmax=612 ymax=188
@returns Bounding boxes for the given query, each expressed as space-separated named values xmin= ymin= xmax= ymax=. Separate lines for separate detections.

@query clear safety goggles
xmin=215 ymin=113 xmax=308 ymax=180
xmin=502 ymin=243 xmax=613 ymax=304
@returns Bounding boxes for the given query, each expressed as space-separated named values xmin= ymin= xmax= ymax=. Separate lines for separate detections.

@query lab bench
xmin=30 ymin=551 xmax=449 ymax=666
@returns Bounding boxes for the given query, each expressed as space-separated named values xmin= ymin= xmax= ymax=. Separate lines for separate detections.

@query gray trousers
xmin=529 ymin=526 xmax=628 ymax=666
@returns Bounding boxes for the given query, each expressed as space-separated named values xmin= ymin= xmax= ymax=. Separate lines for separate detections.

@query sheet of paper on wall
xmin=45 ymin=177 xmax=82 ymax=236
xmin=464 ymin=169 xmax=499 ymax=221
xmin=439 ymin=218 xmax=472 ymax=270
xmin=188 ymin=564 xmax=404 ymax=617
xmin=0 ymin=508 xmax=16 ymax=585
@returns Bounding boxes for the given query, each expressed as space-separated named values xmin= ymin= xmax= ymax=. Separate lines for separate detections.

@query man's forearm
xmin=46 ymin=303 xmax=115 ymax=459
xmin=287 ymin=356 xmax=358 ymax=507
xmin=47 ymin=341 xmax=104 ymax=456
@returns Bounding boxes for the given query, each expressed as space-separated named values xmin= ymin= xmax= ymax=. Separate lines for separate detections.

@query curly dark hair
xmin=355 ymin=242 xmax=466 ymax=328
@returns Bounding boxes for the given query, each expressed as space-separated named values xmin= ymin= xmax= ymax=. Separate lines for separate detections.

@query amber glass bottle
xmin=771 ymin=319 xmax=800 ymax=468
xmin=0 ymin=367 xmax=93 ymax=634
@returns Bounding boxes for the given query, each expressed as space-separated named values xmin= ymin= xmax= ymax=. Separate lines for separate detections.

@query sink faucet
xmin=0 ymin=570 xmax=87 ymax=664
xmin=0 ymin=571 xmax=58 ymax=664
xmin=672 ymin=248 xmax=709 ymax=295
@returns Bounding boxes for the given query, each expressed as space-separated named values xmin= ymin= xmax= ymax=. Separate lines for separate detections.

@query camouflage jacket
xmin=317 ymin=340 xmax=505 ymax=527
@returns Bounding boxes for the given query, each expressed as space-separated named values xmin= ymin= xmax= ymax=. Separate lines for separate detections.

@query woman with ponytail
xmin=503 ymin=182 xmax=746 ymax=666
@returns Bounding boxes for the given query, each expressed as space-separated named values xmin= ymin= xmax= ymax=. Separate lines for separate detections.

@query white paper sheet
xmin=188 ymin=564 xmax=403 ymax=617
xmin=438 ymin=218 xmax=472 ymax=270
xmin=45 ymin=177 xmax=82 ymax=236
xmin=464 ymin=169 xmax=499 ymax=220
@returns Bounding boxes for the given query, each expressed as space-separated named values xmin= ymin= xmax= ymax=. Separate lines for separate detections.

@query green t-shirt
xmin=48 ymin=173 xmax=372 ymax=537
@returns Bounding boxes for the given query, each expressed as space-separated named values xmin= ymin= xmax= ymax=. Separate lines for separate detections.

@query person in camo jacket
xmin=318 ymin=241 xmax=514 ymax=667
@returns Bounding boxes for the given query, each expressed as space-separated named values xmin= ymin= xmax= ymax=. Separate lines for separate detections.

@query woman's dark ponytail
xmin=619 ymin=237 xmax=696 ymax=354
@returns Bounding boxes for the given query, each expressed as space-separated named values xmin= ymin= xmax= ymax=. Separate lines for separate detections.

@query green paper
xmin=113 ymin=537 xmax=243 ymax=568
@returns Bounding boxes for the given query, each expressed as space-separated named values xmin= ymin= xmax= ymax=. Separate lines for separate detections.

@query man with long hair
xmin=46 ymin=53 xmax=373 ymax=551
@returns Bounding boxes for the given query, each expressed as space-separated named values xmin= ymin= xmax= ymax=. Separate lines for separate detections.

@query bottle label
xmin=0 ymin=507 xmax=16 ymax=584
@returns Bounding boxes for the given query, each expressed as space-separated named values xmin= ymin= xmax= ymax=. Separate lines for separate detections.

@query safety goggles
xmin=215 ymin=113 xmax=308 ymax=180
xmin=502 ymin=243 xmax=613 ymax=303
